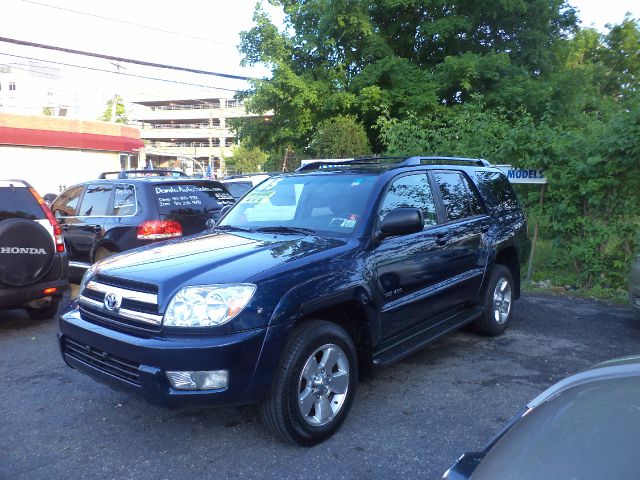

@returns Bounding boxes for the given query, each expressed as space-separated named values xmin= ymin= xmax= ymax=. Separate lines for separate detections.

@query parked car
xmin=221 ymin=174 xmax=270 ymax=200
xmin=50 ymin=170 xmax=235 ymax=280
xmin=629 ymin=256 xmax=640 ymax=314
xmin=443 ymin=356 xmax=640 ymax=480
xmin=0 ymin=179 xmax=68 ymax=319
xmin=59 ymin=156 xmax=530 ymax=445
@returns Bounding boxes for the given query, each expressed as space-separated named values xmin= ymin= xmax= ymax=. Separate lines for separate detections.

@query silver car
xmin=630 ymin=256 xmax=640 ymax=313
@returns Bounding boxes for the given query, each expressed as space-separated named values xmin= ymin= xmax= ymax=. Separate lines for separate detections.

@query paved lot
xmin=1 ymin=291 xmax=639 ymax=480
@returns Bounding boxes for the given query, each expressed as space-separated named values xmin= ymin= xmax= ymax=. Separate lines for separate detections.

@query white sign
xmin=496 ymin=165 xmax=547 ymax=184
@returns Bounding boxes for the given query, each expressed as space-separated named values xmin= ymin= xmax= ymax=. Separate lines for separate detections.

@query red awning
xmin=0 ymin=126 xmax=144 ymax=152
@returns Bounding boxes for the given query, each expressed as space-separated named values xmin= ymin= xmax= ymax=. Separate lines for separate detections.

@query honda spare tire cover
xmin=0 ymin=218 xmax=55 ymax=286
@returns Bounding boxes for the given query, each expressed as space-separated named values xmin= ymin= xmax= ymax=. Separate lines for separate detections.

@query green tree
xmin=309 ymin=115 xmax=372 ymax=158
xmin=100 ymin=95 xmax=127 ymax=123
xmin=224 ymin=144 xmax=268 ymax=174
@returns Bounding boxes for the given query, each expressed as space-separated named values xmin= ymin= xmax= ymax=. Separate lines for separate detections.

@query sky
xmin=0 ymin=0 xmax=637 ymax=118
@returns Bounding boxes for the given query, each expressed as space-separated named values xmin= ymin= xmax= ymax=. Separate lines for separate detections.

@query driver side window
xmin=378 ymin=174 xmax=437 ymax=227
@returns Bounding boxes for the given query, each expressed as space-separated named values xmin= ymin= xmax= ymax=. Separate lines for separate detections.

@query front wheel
xmin=260 ymin=320 xmax=358 ymax=446
xmin=473 ymin=265 xmax=515 ymax=336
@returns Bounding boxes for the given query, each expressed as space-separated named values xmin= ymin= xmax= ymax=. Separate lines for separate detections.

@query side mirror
xmin=380 ymin=207 xmax=424 ymax=237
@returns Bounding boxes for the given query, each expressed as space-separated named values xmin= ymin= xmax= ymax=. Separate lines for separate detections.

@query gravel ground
xmin=1 ymin=291 xmax=638 ymax=480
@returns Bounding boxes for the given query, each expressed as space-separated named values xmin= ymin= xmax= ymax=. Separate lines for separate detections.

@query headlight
xmin=163 ymin=284 xmax=256 ymax=327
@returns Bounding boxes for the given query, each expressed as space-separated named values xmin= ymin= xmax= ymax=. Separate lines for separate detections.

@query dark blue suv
xmin=51 ymin=170 xmax=234 ymax=280
xmin=59 ymin=157 xmax=530 ymax=445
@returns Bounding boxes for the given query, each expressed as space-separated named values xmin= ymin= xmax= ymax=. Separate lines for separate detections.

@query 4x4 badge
xmin=104 ymin=292 xmax=122 ymax=312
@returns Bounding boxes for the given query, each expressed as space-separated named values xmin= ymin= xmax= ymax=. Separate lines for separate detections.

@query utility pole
xmin=110 ymin=62 xmax=123 ymax=123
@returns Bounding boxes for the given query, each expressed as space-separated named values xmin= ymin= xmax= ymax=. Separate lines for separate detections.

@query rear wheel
xmin=260 ymin=320 xmax=358 ymax=445
xmin=474 ymin=265 xmax=515 ymax=336
xmin=25 ymin=298 xmax=60 ymax=320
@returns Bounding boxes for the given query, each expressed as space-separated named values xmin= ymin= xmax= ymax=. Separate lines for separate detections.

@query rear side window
xmin=475 ymin=171 xmax=520 ymax=212
xmin=433 ymin=171 xmax=484 ymax=222
xmin=379 ymin=174 xmax=438 ymax=227
xmin=52 ymin=185 xmax=84 ymax=218
xmin=113 ymin=184 xmax=136 ymax=216
xmin=0 ymin=183 xmax=44 ymax=221
xmin=153 ymin=182 xmax=235 ymax=216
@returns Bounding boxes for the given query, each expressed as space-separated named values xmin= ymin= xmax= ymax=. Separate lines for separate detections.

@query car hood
xmin=93 ymin=231 xmax=346 ymax=300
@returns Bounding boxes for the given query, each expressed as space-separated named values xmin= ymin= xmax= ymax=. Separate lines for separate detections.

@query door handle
xmin=435 ymin=233 xmax=447 ymax=246
xmin=481 ymin=224 xmax=490 ymax=233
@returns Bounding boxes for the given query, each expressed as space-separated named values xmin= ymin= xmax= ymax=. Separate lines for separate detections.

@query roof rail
xmin=296 ymin=156 xmax=491 ymax=172
xmin=98 ymin=169 xmax=187 ymax=179
xmin=403 ymin=156 xmax=492 ymax=167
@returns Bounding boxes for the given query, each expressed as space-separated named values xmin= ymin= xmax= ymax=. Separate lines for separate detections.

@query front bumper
xmin=58 ymin=306 xmax=280 ymax=408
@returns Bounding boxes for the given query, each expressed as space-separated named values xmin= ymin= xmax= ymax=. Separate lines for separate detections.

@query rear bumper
xmin=58 ymin=306 xmax=289 ymax=408
xmin=0 ymin=252 xmax=68 ymax=308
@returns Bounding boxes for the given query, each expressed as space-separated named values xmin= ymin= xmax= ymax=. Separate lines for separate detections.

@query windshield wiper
xmin=215 ymin=225 xmax=255 ymax=233
xmin=254 ymin=226 xmax=316 ymax=235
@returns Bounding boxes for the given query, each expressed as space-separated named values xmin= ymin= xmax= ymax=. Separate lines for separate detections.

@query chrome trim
xmin=79 ymin=295 xmax=162 ymax=325
xmin=86 ymin=280 xmax=157 ymax=304
xmin=69 ymin=260 xmax=91 ymax=269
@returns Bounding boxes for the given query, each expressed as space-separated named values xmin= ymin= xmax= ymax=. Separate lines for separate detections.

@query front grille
xmin=78 ymin=276 xmax=163 ymax=329
xmin=632 ymin=294 xmax=640 ymax=307
xmin=63 ymin=337 xmax=141 ymax=386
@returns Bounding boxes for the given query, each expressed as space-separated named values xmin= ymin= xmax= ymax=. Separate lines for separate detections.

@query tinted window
xmin=52 ymin=185 xmax=83 ymax=217
xmin=379 ymin=174 xmax=437 ymax=227
xmin=154 ymin=182 xmax=234 ymax=216
xmin=0 ymin=184 xmax=44 ymax=221
xmin=225 ymin=182 xmax=252 ymax=199
xmin=113 ymin=184 xmax=136 ymax=216
xmin=433 ymin=172 xmax=480 ymax=221
xmin=475 ymin=171 xmax=520 ymax=212
xmin=78 ymin=185 xmax=113 ymax=216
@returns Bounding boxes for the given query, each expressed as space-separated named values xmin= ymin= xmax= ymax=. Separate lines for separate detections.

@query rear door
xmin=65 ymin=184 xmax=114 ymax=263
xmin=152 ymin=181 xmax=235 ymax=235
xmin=429 ymin=170 xmax=489 ymax=310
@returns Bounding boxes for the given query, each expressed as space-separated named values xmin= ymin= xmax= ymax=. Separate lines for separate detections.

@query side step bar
xmin=372 ymin=307 xmax=483 ymax=366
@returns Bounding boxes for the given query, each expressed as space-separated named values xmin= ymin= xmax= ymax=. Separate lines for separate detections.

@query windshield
xmin=219 ymin=174 xmax=377 ymax=235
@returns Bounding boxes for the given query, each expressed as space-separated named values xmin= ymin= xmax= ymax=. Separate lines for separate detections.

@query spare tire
xmin=0 ymin=218 xmax=55 ymax=286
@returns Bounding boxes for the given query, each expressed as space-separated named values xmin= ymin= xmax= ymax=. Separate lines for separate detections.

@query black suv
xmin=50 ymin=170 xmax=235 ymax=280
xmin=0 ymin=180 xmax=68 ymax=319
xmin=59 ymin=157 xmax=530 ymax=445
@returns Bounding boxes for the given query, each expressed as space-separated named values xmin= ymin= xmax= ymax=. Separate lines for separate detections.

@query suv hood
xmin=94 ymin=231 xmax=346 ymax=298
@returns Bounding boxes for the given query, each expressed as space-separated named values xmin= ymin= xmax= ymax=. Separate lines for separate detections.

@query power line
xmin=0 ymin=52 xmax=241 ymax=92
xmin=0 ymin=37 xmax=257 ymax=81
xmin=18 ymin=0 xmax=237 ymax=48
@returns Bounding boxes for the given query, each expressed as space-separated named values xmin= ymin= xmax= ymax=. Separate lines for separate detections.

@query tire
xmin=93 ymin=247 xmax=116 ymax=263
xmin=25 ymin=298 xmax=60 ymax=320
xmin=473 ymin=264 xmax=515 ymax=336
xmin=0 ymin=218 xmax=55 ymax=286
xmin=260 ymin=320 xmax=358 ymax=446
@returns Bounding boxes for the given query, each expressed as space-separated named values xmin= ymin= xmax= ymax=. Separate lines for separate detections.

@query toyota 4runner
xmin=59 ymin=156 xmax=530 ymax=445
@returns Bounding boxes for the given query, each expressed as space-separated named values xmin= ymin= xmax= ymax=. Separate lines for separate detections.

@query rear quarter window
xmin=0 ymin=184 xmax=45 ymax=221
xmin=474 ymin=171 xmax=521 ymax=212
xmin=153 ymin=182 xmax=234 ymax=216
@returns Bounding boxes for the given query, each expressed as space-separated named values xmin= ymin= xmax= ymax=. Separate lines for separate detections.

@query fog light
xmin=166 ymin=370 xmax=229 ymax=390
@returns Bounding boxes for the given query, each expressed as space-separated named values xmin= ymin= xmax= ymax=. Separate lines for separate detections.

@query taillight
xmin=137 ymin=220 xmax=183 ymax=240
xmin=29 ymin=186 xmax=65 ymax=253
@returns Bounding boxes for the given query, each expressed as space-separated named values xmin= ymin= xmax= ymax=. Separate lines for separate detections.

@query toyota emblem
xmin=103 ymin=292 xmax=122 ymax=312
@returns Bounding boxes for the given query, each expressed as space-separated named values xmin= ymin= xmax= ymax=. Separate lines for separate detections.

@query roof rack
xmin=296 ymin=156 xmax=491 ymax=172
xmin=98 ymin=169 xmax=187 ymax=179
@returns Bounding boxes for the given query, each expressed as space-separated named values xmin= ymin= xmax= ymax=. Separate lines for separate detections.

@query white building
xmin=0 ymin=62 xmax=78 ymax=117
xmin=130 ymin=97 xmax=266 ymax=175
